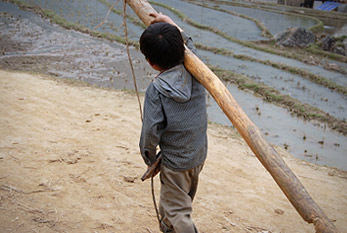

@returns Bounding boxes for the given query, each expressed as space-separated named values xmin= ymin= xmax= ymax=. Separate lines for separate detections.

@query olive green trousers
xmin=159 ymin=163 xmax=204 ymax=233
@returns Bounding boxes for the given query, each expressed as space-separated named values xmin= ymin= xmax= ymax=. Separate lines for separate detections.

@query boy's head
xmin=140 ymin=22 xmax=185 ymax=71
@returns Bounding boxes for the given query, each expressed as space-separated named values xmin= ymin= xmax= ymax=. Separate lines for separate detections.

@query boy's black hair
xmin=140 ymin=22 xmax=185 ymax=70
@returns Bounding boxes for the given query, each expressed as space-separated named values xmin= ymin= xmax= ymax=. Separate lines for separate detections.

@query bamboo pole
xmin=126 ymin=0 xmax=338 ymax=232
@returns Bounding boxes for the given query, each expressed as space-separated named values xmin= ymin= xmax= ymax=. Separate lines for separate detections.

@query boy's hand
xmin=151 ymin=165 xmax=160 ymax=177
xmin=149 ymin=12 xmax=183 ymax=32
xmin=149 ymin=12 xmax=174 ymax=25
xmin=141 ymin=153 xmax=162 ymax=181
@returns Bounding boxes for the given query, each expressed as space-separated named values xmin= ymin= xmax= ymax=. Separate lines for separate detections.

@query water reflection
xmin=207 ymin=84 xmax=347 ymax=170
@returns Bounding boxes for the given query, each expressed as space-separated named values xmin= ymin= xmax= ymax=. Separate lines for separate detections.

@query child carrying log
xmin=139 ymin=13 xmax=207 ymax=233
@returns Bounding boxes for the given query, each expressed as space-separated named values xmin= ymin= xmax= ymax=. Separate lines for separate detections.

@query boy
xmin=139 ymin=13 xmax=207 ymax=233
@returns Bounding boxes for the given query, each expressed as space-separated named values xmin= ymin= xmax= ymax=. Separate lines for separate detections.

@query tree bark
xmin=125 ymin=0 xmax=338 ymax=232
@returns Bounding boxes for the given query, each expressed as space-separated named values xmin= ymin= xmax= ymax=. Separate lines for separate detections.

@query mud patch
xmin=0 ymin=56 xmax=63 ymax=74
xmin=0 ymin=35 xmax=30 ymax=54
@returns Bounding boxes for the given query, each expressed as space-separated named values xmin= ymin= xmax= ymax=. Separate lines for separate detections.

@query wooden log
xmin=125 ymin=0 xmax=338 ymax=232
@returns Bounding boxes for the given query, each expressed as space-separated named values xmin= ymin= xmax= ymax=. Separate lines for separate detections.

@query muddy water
xmin=152 ymin=0 xmax=265 ymax=41
xmin=26 ymin=0 xmax=143 ymax=41
xmin=217 ymin=0 xmax=347 ymax=35
xmin=207 ymin=84 xmax=347 ymax=170
xmin=26 ymin=0 xmax=347 ymax=83
xmin=1 ymin=1 xmax=346 ymax=170
xmin=0 ymin=1 xmax=155 ymax=90
xmin=203 ymin=1 xmax=317 ymax=35
xmin=199 ymin=50 xmax=347 ymax=121
xmin=151 ymin=2 xmax=347 ymax=86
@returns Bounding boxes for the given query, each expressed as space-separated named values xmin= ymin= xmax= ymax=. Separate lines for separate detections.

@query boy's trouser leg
xmin=159 ymin=163 xmax=203 ymax=233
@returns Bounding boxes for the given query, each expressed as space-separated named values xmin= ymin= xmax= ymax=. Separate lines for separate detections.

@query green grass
xmin=306 ymin=45 xmax=347 ymax=62
xmin=240 ymin=83 xmax=260 ymax=91
xmin=309 ymin=21 xmax=324 ymax=34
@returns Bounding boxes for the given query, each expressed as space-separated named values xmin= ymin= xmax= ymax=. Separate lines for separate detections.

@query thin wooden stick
xmin=124 ymin=1 xmax=158 ymax=229
xmin=151 ymin=175 xmax=161 ymax=230
xmin=123 ymin=0 xmax=143 ymax=121
xmin=95 ymin=0 xmax=120 ymax=29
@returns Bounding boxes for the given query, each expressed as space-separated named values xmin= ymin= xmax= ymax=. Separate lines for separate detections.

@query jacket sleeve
xmin=139 ymin=86 xmax=166 ymax=166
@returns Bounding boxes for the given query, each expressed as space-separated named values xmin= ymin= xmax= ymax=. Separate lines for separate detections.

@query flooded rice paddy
xmin=151 ymin=2 xmax=347 ymax=85
xmin=0 ymin=0 xmax=346 ymax=170
xmin=198 ymin=50 xmax=346 ymax=120
xmin=202 ymin=1 xmax=317 ymax=36
xmin=206 ymin=0 xmax=347 ymax=35
xmin=207 ymin=84 xmax=347 ymax=169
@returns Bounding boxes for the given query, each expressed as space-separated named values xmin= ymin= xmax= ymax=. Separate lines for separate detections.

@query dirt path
xmin=0 ymin=70 xmax=346 ymax=233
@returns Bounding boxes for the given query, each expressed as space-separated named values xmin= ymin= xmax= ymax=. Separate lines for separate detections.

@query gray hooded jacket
xmin=139 ymin=34 xmax=207 ymax=171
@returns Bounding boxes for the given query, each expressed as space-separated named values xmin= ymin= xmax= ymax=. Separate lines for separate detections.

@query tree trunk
xmin=126 ymin=0 xmax=338 ymax=232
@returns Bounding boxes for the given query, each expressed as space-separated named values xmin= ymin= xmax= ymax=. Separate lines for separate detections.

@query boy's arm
xmin=139 ymin=90 xmax=165 ymax=166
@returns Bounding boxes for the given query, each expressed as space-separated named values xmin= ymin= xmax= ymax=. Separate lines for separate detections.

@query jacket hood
xmin=152 ymin=64 xmax=192 ymax=103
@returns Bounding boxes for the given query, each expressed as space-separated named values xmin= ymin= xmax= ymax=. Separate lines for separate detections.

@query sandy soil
xmin=0 ymin=70 xmax=346 ymax=233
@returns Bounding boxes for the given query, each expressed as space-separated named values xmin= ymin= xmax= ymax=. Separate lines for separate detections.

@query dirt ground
xmin=0 ymin=70 xmax=346 ymax=233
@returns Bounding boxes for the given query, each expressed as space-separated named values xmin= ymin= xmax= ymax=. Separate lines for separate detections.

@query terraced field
xmin=1 ymin=0 xmax=346 ymax=170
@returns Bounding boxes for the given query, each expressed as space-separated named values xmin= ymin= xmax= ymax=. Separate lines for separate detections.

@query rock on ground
xmin=321 ymin=35 xmax=347 ymax=56
xmin=275 ymin=27 xmax=315 ymax=48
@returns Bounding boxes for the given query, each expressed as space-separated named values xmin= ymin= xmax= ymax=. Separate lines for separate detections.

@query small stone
xmin=123 ymin=176 xmax=137 ymax=183
xmin=275 ymin=209 xmax=284 ymax=215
